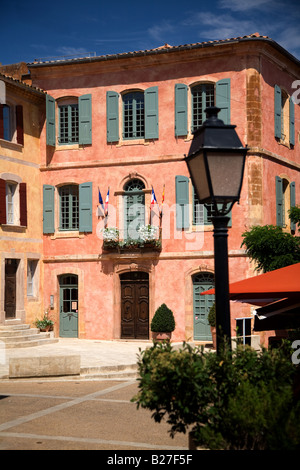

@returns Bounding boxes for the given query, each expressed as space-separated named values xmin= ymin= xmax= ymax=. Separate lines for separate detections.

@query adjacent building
xmin=0 ymin=72 xmax=45 ymax=326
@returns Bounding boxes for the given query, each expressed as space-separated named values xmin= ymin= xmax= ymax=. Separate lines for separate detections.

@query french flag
xmin=105 ymin=188 xmax=110 ymax=215
xmin=151 ymin=187 xmax=157 ymax=207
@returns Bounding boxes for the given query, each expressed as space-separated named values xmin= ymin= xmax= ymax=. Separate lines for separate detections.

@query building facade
xmin=0 ymin=72 xmax=45 ymax=326
xmin=24 ymin=33 xmax=300 ymax=346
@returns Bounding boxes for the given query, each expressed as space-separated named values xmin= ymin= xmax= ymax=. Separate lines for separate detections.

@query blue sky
xmin=1 ymin=0 xmax=300 ymax=65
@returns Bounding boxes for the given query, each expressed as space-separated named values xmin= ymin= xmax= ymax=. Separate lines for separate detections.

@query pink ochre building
xmin=1 ymin=33 xmax=299 ymax=347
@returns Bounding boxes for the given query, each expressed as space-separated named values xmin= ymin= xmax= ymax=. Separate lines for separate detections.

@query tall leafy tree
xmin=242 ymin=224 xmax=300 ymax=273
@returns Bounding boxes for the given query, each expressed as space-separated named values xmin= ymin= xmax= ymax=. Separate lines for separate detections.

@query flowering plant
xmin=102 ymin=227 xmax=119 ymax=241
xmin=137 ymin=225 xmax=159 ymax=242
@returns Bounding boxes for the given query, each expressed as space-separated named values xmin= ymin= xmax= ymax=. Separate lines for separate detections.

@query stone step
xmin=0 ymin=328 xmax=40 ymax=338
xmin=0 ymin=324 xmax=58 ymax=348
xmin=3 ymin=336 xmax=59 ymax=349
xmin=0 ymin=324 xmax=31 ymax=331
xmin=80 ymin=363 xmax=138 ymax=379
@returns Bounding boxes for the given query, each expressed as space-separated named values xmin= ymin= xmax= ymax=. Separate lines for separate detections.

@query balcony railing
xmin=102 ymin=225 xmax=162 ymax=253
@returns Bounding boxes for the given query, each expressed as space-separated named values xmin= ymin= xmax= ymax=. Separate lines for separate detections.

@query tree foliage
xmin=132 ymin=342 xmax=300 ymax=450
xmin=241 ymin=224 xmax=300 ymax=272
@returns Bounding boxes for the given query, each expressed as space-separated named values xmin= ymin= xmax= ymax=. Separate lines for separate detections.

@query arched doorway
xmin=59 ymin=274 xmax=78 ymax=337
xmin=120 ymin=271 xmax=149 ymax=339
xmin=193 ymin=272 xmax=214 ymax=341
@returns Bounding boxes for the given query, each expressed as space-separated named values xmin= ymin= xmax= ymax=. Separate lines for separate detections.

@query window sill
xmin=50 ymin=231 xmax=85 ymax=239
xmin=115 ymin=139 xmax=151 ymax=147
xmin=0 ymin=139 xmax=23 ymax=152
xmin=55 ymin=143 xmax=80 ymax=151
xmin=1 ymin=224 xmax=27 ymax=232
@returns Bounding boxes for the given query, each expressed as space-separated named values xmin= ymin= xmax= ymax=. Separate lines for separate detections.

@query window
xmin=27 ymin=260 xmax=38 ymax=297
xmin=6 ymin=182 xmax=17 ymax=225
xmin=46 ymin=94 xmax=92 ymax=146
xmin=123 ymin=179 xmax=145 ymax=239
xmin=176 ymin=175 xmax=232 ymax=229
xmin=106 ymin=87 xmax=158 ymax=143
xmin=0 ymin=178 xmax=27 ymax=227
xmin=276 ymin=176 xmax=296 ymax=231
xmin=59 ymin=104 xmax=79 ymax=144
xmin=3 ymin=104 xmax=11 ymax=140
xmin=175 ymin=79 xmax=230 ymax=136
xmin=123 ymin=92 xmax=145 ymax=139
xmin=0 ymin=103 xmax=24 ymax=144
xmin=274 ymin=85 xmax=295 ymax=146
xmin=191 ymin=83 xmax=215 ymax=132
xmin=59 ymin=185 xmax=79 ymax=230
xmin=236 ymin=318 xmax=252 ymax=346
xmin=43 ymin=182 xmax=92 ymax=234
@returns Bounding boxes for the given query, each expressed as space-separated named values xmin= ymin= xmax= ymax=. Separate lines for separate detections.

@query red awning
xmin=201 ymin=262 xmax=300 ymax=306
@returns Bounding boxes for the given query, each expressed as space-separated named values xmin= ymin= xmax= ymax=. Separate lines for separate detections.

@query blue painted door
xmin=59 ymin=275 xmax=78 ymax=338
xmin=193 ymin=273 xmax=214 ymax=341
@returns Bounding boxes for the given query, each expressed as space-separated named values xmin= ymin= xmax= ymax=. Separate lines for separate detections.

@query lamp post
xmin=185 ymin=107 xmax=248 ymax=354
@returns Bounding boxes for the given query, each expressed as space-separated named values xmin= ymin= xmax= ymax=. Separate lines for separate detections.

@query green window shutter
xmin=145 ymin=86 xmax=158 ymax=139
xmin=175 ymin=175 xmax=190 ymax=229
xmin=46 ymin=95 xmax=56 ymax=146
xmin=43 ymin=185 xmax=55 ymax=233
xmin=79 ymin=182 xmax=92 ymax=232
xmin=274 ymin=85 xmax=282 ymax=139
xmin=216 ymin=79 xmax=230 ymax=124
xmin=106 ymin=91 xmax=119 ymax=142
xmin=79 ymin=94 xmax=92 ymax=145
xmin=275 ymin=176 xmax=283 ymax=227
xmin=290 ymin=181 xmax=296 ymax=231
xmin=175 ymin=84 xmax=188 ymax=136
xmin=289 ymin=97 xmax=295 ymax=146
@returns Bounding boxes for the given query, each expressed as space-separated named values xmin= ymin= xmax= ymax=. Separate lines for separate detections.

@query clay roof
xmin=0 ymin=72 xmax=46 ymax=95
xmin=27 ymin=33 xmax=300 ymax=68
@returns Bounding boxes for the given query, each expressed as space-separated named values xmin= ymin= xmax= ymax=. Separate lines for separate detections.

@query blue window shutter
xmin=290 ymin=182 xmax=296 ymax=231
xmin=79 ymin=94 xmax=92 ymax=145
xmin=274 ymin=85 xmax=282 ymax=139
xmin=175 ymin=175 xmax=189 ymax=229
xmin=79 ymin=182 xmax=92 ymax=232
xmin=145 ymin=86 xmax=158 ymax=139
xmin=289 ymin=97 xmax=295 ymax=146
xmin=275 ymin=176 xmax=283 ymax=227
xmin=216 ymin=79 xmax=230 ymax=124
xmin=46 ymin=95 xmax=56 ymax=146
xmin=106 ymin=91 xmax=119 ymax=142
xmin=175 ymin=84 xmax=188 ymax=136
xmin=43 ymin=185 xmax=55 ymax=233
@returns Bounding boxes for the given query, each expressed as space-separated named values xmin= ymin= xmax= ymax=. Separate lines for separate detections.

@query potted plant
xmin=151 ymin=303 xmax=175 ymax=342
xmin=208 ymin=303 xmax=217 ymax=349
xmin=34 ymin=311 xmax=54 ymax=332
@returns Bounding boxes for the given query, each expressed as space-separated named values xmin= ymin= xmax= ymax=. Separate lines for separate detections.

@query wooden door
xmin=120 ymin=272 xmax=149 ymax=339
xmin=5 ymin=259 xmax=18 ymax=318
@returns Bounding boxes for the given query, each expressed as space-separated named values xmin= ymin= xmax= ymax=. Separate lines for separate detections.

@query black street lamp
xmin=185 ymin=106 xmax=248 ymax=353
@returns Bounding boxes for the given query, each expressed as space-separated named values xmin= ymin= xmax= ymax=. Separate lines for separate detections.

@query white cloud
xmin=56 ymin=46 xmax=91 ymax=57
xmin=218 ymin=0 xmax=280 ymax=12
xmin=148 ymin=21 xmax=175 ymax=42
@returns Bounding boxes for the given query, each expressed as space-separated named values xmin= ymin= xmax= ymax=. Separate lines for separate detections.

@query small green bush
xmin=207 ymin=303 xmax=216 ymax=327
xmin=132 ymin=342 xmax=300 ymax=450
xmin=150 ymin=304 xmax=175 ymax=333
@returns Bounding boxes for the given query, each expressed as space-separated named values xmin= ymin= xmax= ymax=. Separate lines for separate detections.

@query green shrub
xmin=150 ymin=304 xmax=175 ymax=333
xmin=132 ymin=343 xmax=300 ymax=450
xmin=207 ymin=303 xmax=216 ymax=327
